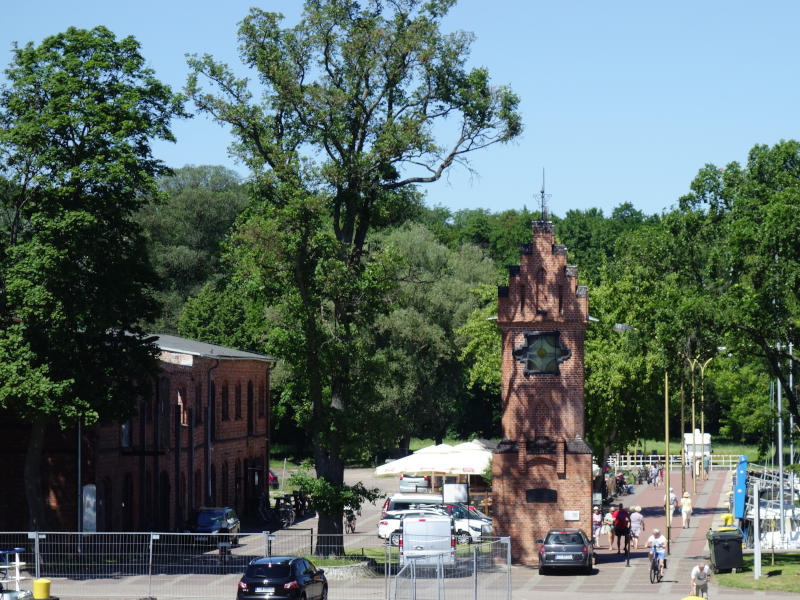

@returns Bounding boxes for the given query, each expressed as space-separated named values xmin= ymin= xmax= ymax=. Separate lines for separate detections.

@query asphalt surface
xmin=13 ymin=467 xmax=796 ymax=599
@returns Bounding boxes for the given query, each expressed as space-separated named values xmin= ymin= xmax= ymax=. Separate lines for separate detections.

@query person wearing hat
xmin=680 ymin=491 xmax=693 ymax=528
xmin=592 ymin=506 xmax=602 ymax=546
xmin=630 ymin=505 xmax=645 ymax=549
xmin=690 ymin=559 xmax=711 ymax=598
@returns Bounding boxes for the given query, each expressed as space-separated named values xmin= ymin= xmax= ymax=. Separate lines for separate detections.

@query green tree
xmin=684 ymin=141 xmax=800 ymax=426
xmin=372 ymin=223 xmax=499 ymax=445
xmin=137 ymin=165 xmax=249 ymax=333
xmin=0 ymin=26 xmax=185 ymax=528
xmin=187 ymin=0 xmax=521 ymax=548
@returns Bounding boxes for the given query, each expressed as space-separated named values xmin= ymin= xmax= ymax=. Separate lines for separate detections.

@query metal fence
xmin=393 ymin=539 xmax=510 ymax=600
xmin=0 ymin=531 xmax=509 ymax=600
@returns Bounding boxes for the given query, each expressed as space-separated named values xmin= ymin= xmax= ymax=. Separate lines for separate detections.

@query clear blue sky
xmin=3 ymin=1 xmax=799 ymax=218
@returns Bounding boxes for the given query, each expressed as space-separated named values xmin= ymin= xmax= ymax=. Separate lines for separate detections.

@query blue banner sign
xmin=733 ymin=455 xmax=748 ymax=519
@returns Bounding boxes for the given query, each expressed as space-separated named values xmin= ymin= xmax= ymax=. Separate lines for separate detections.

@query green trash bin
xmin=706 ymin=528 xmax=743 ymax=573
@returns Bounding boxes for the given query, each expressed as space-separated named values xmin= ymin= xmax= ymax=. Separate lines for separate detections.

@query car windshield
xmin=545 ymin=532 xmax=582 ymax=545
xmin=246 ymin=564 xmax=291 ymax=578
xmin=197 ymin=510 xmax=227 ymax=527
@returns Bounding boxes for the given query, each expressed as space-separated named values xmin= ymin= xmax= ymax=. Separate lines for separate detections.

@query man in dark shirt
xmin=612 ymin=503 xmax=631 ymax=553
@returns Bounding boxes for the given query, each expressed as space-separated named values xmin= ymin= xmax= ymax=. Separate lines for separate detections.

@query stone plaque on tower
xmin=492 ymin=214 xmax=592 ymax=565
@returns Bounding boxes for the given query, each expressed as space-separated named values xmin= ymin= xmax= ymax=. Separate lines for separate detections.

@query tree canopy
xmin=0 ymin=26 xmax=185 ymax=527
xmin=186 ymin=0 xmax=521 ymax=548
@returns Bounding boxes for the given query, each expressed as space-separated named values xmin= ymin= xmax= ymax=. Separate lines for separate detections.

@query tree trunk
xmin=25 ymin=419 xmax=47 ymax=530
xmin=313 ymin=446 xmax=345 ymax=556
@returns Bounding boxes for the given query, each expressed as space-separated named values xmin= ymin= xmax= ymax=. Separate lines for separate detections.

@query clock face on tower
xmin=512 ymin=331 xmax=572 ymax=375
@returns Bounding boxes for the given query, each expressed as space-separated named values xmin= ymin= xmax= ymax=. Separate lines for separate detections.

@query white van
xmin=399 ymin=514 xmax=456 ymax=565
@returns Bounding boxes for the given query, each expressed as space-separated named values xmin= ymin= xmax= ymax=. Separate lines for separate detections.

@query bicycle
xmin=649 ymin=552 xmax=664 ymax=583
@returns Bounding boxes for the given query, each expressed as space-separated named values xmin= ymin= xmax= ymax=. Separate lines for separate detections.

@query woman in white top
xmin=680 ymin=492 xmax=693 ymax=528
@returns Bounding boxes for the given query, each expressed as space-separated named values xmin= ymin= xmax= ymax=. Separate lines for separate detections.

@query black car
xmin=189 ymin=506 xmax=240 ymax=546
xmin=237 ymin=556 xmax=327 ymax=600
xmin=537 ymin=528 xmax=594 ymax=575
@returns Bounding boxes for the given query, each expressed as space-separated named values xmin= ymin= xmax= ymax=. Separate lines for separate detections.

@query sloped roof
xmin=151 ymin=333 xmax=275 ymax=363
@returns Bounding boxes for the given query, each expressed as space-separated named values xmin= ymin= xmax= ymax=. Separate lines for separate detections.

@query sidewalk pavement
xmin=509 ymin=466 xmax=797 ymax=598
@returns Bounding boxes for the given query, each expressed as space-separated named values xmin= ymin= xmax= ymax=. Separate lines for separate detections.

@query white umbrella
xmin=444 ymin=449 xmax=491 ymax=475
xmin=375 ymin=443 xmax=454 ymax=476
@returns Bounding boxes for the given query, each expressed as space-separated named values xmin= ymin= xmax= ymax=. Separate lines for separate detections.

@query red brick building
xmin=492 ymin=219 xmax=593 ymax=564
xmin=0 ymin=333 xmax=276 ymax=532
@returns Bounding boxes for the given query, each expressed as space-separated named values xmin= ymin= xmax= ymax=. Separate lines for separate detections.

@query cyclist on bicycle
xmin=646 ymin=528 xmax=667 ymax=577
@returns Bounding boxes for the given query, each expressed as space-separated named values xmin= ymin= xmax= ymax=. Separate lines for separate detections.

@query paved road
xmin=505 ymin=467 xmax=795 ymax=598
xmin=17 ymin=467 xmax=797 ymax=598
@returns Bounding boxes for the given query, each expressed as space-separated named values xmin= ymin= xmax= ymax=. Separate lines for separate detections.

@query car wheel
xmin=390 ymin=531 xmax=401 ymax=546
xmin=456 ymin=531 xmax=471 ymax=545
xmin=538 ymin=564 xmax=546 ymax=575
xmin=320 ymin=584 xmax=328 ymax=600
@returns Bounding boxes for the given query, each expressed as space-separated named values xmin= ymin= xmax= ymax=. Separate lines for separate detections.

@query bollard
xmin=33 ymin=578 xmax=51 ymax=599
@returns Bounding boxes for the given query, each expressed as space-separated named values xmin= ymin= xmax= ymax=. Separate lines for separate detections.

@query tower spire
xmin=537 ymin=168 xmax=551 ymax=221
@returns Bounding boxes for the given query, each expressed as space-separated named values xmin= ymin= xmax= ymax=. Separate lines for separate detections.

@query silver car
xmin=537 ymin=529 xmax=594 ymax=575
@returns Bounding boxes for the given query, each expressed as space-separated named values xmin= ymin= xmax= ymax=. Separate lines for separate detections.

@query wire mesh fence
xmin=393 ymin=538 xmax=510 ymax=600
xmin=0 ymin=531 xmax=508 ymax=600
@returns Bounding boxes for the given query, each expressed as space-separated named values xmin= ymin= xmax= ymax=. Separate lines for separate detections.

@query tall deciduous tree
xmin=0 ymin=26 xmax=185 ymax=528
xmin=137 ymin=165 xmax=249 ymax=332
xmin=187 ymin=0 xmax=521 ymax=547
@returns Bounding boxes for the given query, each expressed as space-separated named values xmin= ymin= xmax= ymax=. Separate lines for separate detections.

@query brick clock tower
xmin=492 ymin=217 xmax=593 ymax=565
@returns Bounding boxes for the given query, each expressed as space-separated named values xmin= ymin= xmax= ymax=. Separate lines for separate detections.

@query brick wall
xmin=492 ymin=221 xmax=593 ymax=564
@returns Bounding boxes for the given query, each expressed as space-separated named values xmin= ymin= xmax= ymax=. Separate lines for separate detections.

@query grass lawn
xmin=630 ymin=439 xmax=759 ymax=459
xmin=716 ymin=553 xmax=800 ymax=594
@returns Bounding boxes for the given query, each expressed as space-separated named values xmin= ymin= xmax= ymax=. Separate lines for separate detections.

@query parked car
xmin=268 ymin=469 xmax=279 ymax=489
xmin=443 ymin=503 xmax=492 ymax=543
xmin=381 ymin=492 xmax=444 ymax=516
xmin=378 ymin=508 xmax=447 ymax=545
xmin=398 ymin=474 xmax=430 ymax=492
xmin=237 ymin=556 xmax=327 ymax=600
xmin=189 ymin=506 xmax=240 ymax=546
xmin=536 ymin=529 xmax=594 ymax=575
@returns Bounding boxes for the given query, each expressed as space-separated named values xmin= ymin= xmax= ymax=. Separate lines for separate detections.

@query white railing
xmin=608 ymin=454 xmax=741 ymax=471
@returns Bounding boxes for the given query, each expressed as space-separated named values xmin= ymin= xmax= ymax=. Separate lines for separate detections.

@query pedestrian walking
xmin=630 ymin=505 xmax=644 ymax=549
xmin=690 ymin=560 xmax=711 ymax=598
xmin=681 ymin=491 xmax=693 ymax=528
xmin=602 ymin=508 xmax=614 ymax=549
xmin=612 ymin=503 xmax=630 ymax=553
xmin=703 ymin=454 xmax=710 ymax=480
xmin=592 ymin=506 xmax=602 ymax=545
xmin=664 ymin=487 xmax=678 ymax=531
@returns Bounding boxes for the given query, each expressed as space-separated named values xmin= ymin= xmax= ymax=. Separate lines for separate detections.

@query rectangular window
xmin=221 ymin=383 xmax=230 ymax=421
xmin=195 ymin=386 xmax=203 ymax=425
xmin=235 ymin=383 xmax=242 ymax=420
xmin=121 ymin=420 xmax=132 ymax=448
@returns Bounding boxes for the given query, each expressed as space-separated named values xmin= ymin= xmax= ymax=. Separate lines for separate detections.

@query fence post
xmin=504 ymin=537 xmax=511 ymax=600
xmin=472 ymin=545 xmax=478 ymax=600
xmin=148 ymin=533 xmax=156 ymax=599
xmin=34 ymin=532 xmax=40 ymax=579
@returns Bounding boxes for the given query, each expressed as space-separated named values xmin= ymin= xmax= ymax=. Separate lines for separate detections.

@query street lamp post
xmin=688 ymin=356 xmax=698 ymax=494
xmin=664 ymin=371 xmax=671 ymax=554
xmin=699 ymin=357 xmax=713 ymax=481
